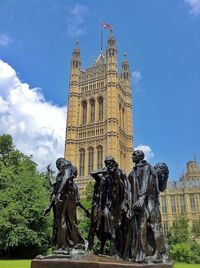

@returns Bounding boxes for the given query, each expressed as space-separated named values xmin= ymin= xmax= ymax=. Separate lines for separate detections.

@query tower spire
xmin=106 ymin=29 xmax=117 ymax=70
xmin=121 ymin=52 xmax=131 ymax=90
xmin=70 ymin=40 xmax=81 ymax=76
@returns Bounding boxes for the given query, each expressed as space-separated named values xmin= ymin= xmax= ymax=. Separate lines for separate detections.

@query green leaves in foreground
xmin=0 ymin=134 xmax=51 ymax=258
xmin=167 ymin=217 xmax=200 ymax=263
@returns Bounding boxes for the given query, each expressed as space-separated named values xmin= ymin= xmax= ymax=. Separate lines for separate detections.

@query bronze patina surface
xmin=32 ymin=253 xmax=173 ymax=268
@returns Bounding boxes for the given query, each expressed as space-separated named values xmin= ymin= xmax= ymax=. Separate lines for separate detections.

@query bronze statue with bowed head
xmin=43 ymin=158 xmax=89 ymax=257
xmin=147 ymin=162 xmax=169 ymax=263
xmin=88 ymin=156 xmax=130 ymax=256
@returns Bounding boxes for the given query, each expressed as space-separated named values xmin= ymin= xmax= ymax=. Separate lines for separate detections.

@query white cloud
xmin=0 ymin=34 xmax=13 ymax=47
xmin=184 ymin=0 xmax=200 ymax=15
xmin=132 ymin=70 xmax=143 ymax=93
xmin=132 ymin=70 xmax=142 ymax=85
xmin=134 ymin=144 xmax=154 ymax=161
xmin=0 ymin=59 xmax=66 ymax=172
xmin=66 ymin=3 xmax=90 ymax=37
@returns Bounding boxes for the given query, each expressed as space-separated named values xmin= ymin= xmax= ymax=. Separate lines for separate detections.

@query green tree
xmin=76 ymin=181 xmax=93 ymax=241
xmin=167 ymin=216 xmax=200 ymax=263
xmin=0 ymin=134 xmax=51 ymax=258
xmin=191 ymin=219 xmax=200 ymax=238
xmin=171 ymin=241 xmax=200 ymax=263
xmin=167 ymin=216 xmax=189 ymax=245
xmin=0 ymin=134 xmax=14 ymax=165
xmin=84 ymin=180 xmax=94 ymax=201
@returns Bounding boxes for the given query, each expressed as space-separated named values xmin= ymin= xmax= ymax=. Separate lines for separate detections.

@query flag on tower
xmin=101 ymin=21 xmax=112 ymax=31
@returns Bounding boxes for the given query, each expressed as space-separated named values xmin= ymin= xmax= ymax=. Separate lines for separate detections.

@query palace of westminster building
xmin=64 ymin=31 xmax=200 ymax=225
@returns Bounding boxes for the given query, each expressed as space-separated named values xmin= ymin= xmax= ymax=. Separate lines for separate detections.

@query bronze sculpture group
xmin=44 ymin=150 xmax=169 ymax=263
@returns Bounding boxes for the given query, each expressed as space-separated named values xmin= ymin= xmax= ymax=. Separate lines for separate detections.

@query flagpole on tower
xmin=101 ymin=23 xmax=103 ymax=52
xmin=100 ymin=21 xmax=112 ymax=52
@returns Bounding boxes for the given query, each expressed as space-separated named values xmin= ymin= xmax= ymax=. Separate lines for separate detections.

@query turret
xmin=121 ymin=53 xmax=131 ymax=90
xmin=70 ymin=41 xmax=81 ymax=84
xmin=105 ymin=30 xmax=119 ymax=161
xmin=106 ymin=30 xmax=118 ymax=73
xmin=65 ymin=41 xmax=81 ymax=162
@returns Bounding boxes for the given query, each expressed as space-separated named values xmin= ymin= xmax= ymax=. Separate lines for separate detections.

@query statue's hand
xmin=55 ymin=193 xmax=63 ymax=204
xmin=47 ymin=164 xmax=51 ymax=172
xmin=117 ymin=219 xmax=122 ymax=226
xmin=43 ymin=207 xmax=51 ymax=216
xmin=127 ymin=209 xmax=134 ymax=219
xmin=121 ymin=201 xmax=127 ymax=212
xmin=133 ymin=197 xmax=144 ymax=208
xmin=85 ymin=210 xmax=91 ymax=219
xmin=108 ymin=201 xmax=112 ymax=208
xmin=132 ymin=197 xmax=145 ymax=214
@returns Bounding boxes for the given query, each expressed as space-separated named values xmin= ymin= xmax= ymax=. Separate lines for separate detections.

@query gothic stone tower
xmin=64 ymin=32 xmax=133 ymax=194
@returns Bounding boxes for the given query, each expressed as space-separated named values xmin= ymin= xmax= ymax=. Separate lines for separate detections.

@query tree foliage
xmin=191 ymin=219 xmax=200 ymax=239
xmin=167 ymin=216 xmax=200 ymax=263
xmin=170 ymin=241 xmax=200 ymax=263
xmin=167 ymin=216 xmax=189 ymax=245
xmin=84 ymin=180 xmax=94 ymax=201
xmin=77 ymin=191 xmax=92 ymax=240
xmin=0 ymin=134 xmax=51 ymax=258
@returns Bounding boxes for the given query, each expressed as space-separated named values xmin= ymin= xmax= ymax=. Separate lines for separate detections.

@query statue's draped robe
xmin=56 ymin=164 xmax=84 ymax=249
xmin=123 ymin=160 xmax=154 ymax=261
xmin=88 ymin=167 xmax=130 ymax=254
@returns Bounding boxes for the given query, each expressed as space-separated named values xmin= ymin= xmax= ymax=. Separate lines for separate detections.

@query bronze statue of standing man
xmin=44 ymin=158 xmax=87 ymax=256
xmin=124 ymin=150 xmax=155 ymax=262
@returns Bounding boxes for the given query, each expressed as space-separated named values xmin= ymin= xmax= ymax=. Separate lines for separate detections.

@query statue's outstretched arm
xmin=46 ymin=164 xmax=56 ymax=186
xmin=56 ymin=168 xmax=71 ymax=202
xmin=90 ymin=169 xmax=107 ymax=182
xmin=77 ymin=202 xmax=91 ymax=218
xmin=44 ymin=194 xmax=56 ymax=216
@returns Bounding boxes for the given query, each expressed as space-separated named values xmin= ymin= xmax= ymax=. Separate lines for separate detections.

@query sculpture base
xmin=31 ymin=253 xmax=173 ymax=268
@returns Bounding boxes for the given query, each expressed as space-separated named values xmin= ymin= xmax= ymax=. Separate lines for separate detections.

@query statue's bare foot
xmin=53 ymin=248 xmax=71 ymax=255
xmin=74 ymin=243 xmax=85 ymax=250
xmin=36 ymin=255 xmax=45 ymax=260
xmin=150 ymin=253 xmax=162 ymax=263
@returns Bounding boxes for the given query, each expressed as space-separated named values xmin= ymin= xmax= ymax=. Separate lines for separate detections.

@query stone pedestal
xmin=31 ymin=254 xmax=173 ymax=268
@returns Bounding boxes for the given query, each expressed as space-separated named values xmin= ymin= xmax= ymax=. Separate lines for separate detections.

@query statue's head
xmin=154 ymin=162 xmax=169 ymax=180
xmin=73 ymin=166 xmax=78 ymax=178
xmin=132 ymin=150 xmax=144 ymax=164
xmin=104 ymin=156 xmax=118 ymax=172
xmin=154 ymin=163 xmax=169 ymax=192
xmin=56 ymin=157 xmax=69 ymax=171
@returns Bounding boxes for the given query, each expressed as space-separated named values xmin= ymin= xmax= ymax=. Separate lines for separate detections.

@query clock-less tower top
xmin=64 ymin=31 xmax=134 ymax=194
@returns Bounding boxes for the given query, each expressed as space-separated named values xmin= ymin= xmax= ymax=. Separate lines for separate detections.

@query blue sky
xmin=0 ymin=0 xmax=200 ymax=179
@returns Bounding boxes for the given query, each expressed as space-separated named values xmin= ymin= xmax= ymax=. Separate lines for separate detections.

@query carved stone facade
xmin=160 ymin=159 xmax=200 ymax=225
xmin=64 ymin=33 xmax=134 ymax=194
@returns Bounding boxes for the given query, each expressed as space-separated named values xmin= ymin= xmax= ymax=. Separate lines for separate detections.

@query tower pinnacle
xmin=121 ymin=53 xmax=130 ymax=80
xmin=70 ymin=41 xmax=81 ymax=72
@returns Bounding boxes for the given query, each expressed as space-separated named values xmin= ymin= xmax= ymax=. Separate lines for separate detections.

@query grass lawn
xmin=0 ymin=260 xmax=200 ymax=268
xmin=0 ymin=260 xmax=31 ymax=268
xmin=174 ymin=265 xmax=200 ymax=268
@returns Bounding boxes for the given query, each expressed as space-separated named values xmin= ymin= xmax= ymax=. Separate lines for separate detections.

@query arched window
xmin=122 ymin=107 xmax=125 ymax=130
xmin=88 ymin=147 xmax=94 ymax=175
xmin=82 ymin=100 xmax=87 ymax=124
xmin=90 ymin=99 xmax=95 ymax=123
xmin=97 ymin=145 xmax=103 ymax=169
xmin=98 ymin=97 xmax=103 ymax=121
xmin=119 ymin=104 xmax=121 ymax=128
xmin=79 ymin=148 xmax=85 ymax=177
